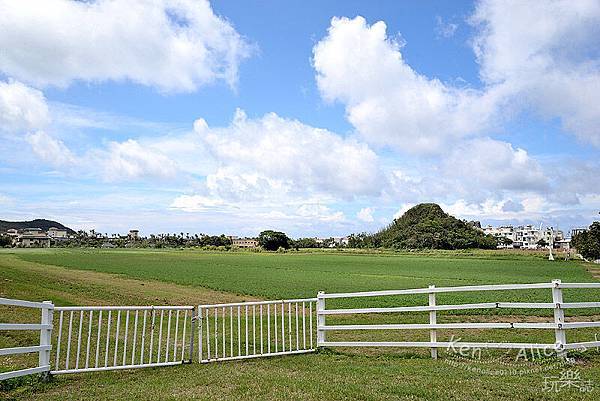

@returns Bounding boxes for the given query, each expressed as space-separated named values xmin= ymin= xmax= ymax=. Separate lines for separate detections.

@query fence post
xmin=39 ymin=301 xmax=53 ymax=380
xmin=429 ymin=285 xmax=438 ymax=359
xmin=317 ymin=292 xmax=326 ymax=347
xmin=198 ymin=307 xmax=203 ymax=363
xmin=189 ymin=307 xmax=195 ymax=363
xmin=551 ymin=279 xmax=567 ymax=358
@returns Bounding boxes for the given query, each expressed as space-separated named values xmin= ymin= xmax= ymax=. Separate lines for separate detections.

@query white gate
xmin=0 ymin=298 xmax=53 ymax=380
xmin=3 ymin=279 xmax=600 ymax=381
xmin=51 ymin=305 xmax=194 ymax=374
xmin=197 ymin=298 xmax=317 ymax=363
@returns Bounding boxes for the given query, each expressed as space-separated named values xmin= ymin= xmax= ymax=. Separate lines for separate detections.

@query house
xmin=16 ymin=229 xmax=50 ymax=248
xmin=554 ymin=239 xmax=571 ymax=250
xmin=128 ymin=229 xmax=140 ymax=240
xmin=5 ymin=228 xmax=19 ymax=239
xmin=47 ymin=227 xmax=68 ymax=239
xmin=232 ymin=238 xmax=258 ymax=248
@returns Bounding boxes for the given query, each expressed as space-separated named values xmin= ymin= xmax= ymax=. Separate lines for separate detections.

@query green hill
xmin=372 ymin=203 xmax=497 ymax=250
xmin=0 ymin=219 xmax=75 ymax=234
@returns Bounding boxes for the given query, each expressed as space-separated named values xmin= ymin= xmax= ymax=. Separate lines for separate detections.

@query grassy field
xmin=1 ymin=249 xmax=600 ymax=400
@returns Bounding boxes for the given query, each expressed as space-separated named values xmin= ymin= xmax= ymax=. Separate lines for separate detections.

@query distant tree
xmin=258 ymin=230 xmax=291 ymax=251
xmin=294 ymin=238 xmax=319 ymax=249
xmin=499 ymin=237 xmax=513 ymax=246
xmin=0 ymin=235 xmax=12 ymax=247
xmin=198 ymin=234 xmax=232 ymax=247
xmin=572 ymin=222 xmax=600 ymax=260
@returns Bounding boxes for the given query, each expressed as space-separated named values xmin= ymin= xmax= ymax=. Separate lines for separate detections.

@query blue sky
xmin=1 ymin=0 xmax=599 ymax=237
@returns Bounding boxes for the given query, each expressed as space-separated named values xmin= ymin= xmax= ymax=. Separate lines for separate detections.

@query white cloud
xmin=313 ymin=16 xmax=498 ymax=154
xmin=297 ymin=204 xmax=345 ymax=222
xmin=444 ymin=138 xmax=548 ymax=191
xmin=435 ymin=16 xmax=458 ymax=38
xmin=169 ymin=195 xmax=225 ymax=212
xmin=167 ymin=109 xmax=386 ymax=231
xmin=96 ymin=139 xmax=180 ymax=181
xmin=25 ymin=131 xmax=180 ymax=181
xmin=393 ymin=204 xmax=414 ymax=219
xmin=470 ymin=0 xmax=600 ymax=146
xmin=356 ymin=207 xmax=374 ymax=222
xmin=25 ymin=131 xmax=77 ymax=168
xmin=198 ymin=109 xmax=384 ymax=198
xmin=0 ymin=80 xmax=49 ymax=134
xmin=313 ymin=7 xmax=600 ymax=152
xmin=0 ymin=0 xmax=252 ymax=92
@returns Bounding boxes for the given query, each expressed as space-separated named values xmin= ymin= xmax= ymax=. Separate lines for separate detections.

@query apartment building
xmin=482 ymin=224 xmax=565 ymax=249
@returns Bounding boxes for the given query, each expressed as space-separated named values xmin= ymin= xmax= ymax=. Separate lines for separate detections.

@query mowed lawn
xmin=1 ymin=249 xmax=600 ymax=400
xmin=12 ymin=248 xmax=600 ymax=305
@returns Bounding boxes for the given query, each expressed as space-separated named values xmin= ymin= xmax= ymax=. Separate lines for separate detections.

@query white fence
xmin=317 ymin=280 xmax=600 ymax=358
xmin=0 ymin=298 xmax=53 ymax=380
xmin=2 ymin=280 xmax=600 ymax=381
xmin=51 ymin=305 xmax=194 ymax=374
xmin=198 ymin=298 xmax=317 ymax=363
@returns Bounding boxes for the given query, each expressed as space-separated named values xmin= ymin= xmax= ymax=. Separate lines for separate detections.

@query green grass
xmin=14 ymin=248 xmax=591 ymax=298
xmin=2 ymin=249 xmax=600 ymax=400
xmin=10 ymin=248 xmax=600 ymax=312
xmin=8 ymin=352 xmax=600 ymax=401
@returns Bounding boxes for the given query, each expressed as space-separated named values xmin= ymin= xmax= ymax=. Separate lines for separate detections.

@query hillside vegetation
xmin=351 ymin=203 xmax=497 ymax=250
xmin=0 ymin=219 xmax=74 ymax=234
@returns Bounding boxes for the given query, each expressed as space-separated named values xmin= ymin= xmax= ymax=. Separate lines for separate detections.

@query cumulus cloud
xmin=25 ymin=131 xmax=180 ymax=181
xmin=313 ymin=16 xmax=498 ymax=154
xmin=470 ymin=0 xmax=600 ymax=146
xmin=197 ymin=109 xmax=385 ymax=198
xmin=0 ymin=0 xmax=252 ymax=92
xmin=314 ymin=6 xmax=600 ymax=152
xmin=0 ymin=80 xmax=49 ymax=134
xmin=96 ymin=140 xmax=180 ymax=181
xmin=168 ymin=109 xmax=386 ymax=231
xmin=444 ymin=138 xmax=548 ymax=192
xmin=356 ymin=207 xmax=374 ymax=222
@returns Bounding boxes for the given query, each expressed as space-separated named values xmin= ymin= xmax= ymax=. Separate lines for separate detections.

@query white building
xmin=47 ymin=227 xmax=68 ymax=239
xmin=482 ymin=224 xmax=564 ymax=249
xmin=482 ymin=225 xmax=515 ymax=248
xmin=232 ymin=237 xmax=258 ymax=248
xmin=315 ymin=237 xmax=349 ymax=247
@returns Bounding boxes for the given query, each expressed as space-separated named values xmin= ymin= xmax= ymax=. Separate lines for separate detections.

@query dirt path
xmin=0 ymin=254 xmax=257 ymax=306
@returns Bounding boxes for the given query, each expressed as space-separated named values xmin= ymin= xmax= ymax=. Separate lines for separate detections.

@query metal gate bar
xmin=51 ymin=305 xmax=194 ymax=375
xmin=198 ymin=298 xmax=317 ymax=363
